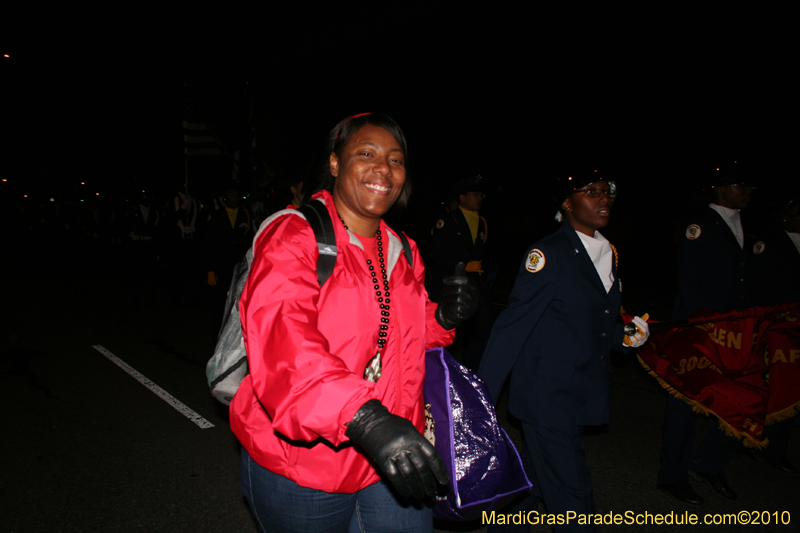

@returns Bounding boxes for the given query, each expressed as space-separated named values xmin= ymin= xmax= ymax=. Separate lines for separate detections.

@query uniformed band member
xmin=750 ymin=195 xmax=800 ymax=306
xmin=748 ymin=194 xmax=800 ymax=475
xmin=478 ymin=170 xmax=649 ymax=533
xmin=163 ymin=190 xmax=204 ymax=307
xmin=204 ymin=183 xmax=253 ymax=323
xmin=430 ymin=175 xmax=488 ymax=292
xmin=124 ymin=190 xmax=162 ymax=302
xmin=657 ymin=164 xmax=755 ymax=505
xmin=430 ymin=175 xmax=493 ymax=370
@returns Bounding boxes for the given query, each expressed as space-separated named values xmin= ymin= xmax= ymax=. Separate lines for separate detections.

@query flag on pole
xmin=183 ymin=90 xmax=225 ymax=159
xmin=245 ymin=102 xmax=268 ymax=189
xmin=231 ymin=149 xmax=241 ymax=180
xmin=638 ymin=302 xmax=800 ymax=448
xmin=230 ymin=80 xmax=269 ymax=190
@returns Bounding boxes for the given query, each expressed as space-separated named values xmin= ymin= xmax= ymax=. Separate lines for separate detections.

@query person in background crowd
xmin=751 ymin=194 xmax=800 ymax=306
xmin=204 ymin=183 xmax=252 ymax=321
xmin=440 ymin=189 xmax=459 ymax=214
xmin=123 ymin=190 xmax=163 ymax=303
xmin=657 ymin=163 xmax=755 ymax=505
xmin=248 ymin=189 xmax=270 ymax=230
xmin=430 ymin=175 xmax=494 ymax=370
xmin=230 ymin=113 xmax=478 ymax=532
xmin=748 ymin=193 xmax=800 ymax=475
xmin=163 ymin=188 xmax=204 ymax=307
xmin=286 ymin=176 xmax=304 ymax=209
xmin=478 ymin=170 xmax=649 ymax=533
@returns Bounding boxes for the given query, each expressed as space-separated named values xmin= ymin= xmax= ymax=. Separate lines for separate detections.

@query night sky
xmin=3 ymin=4 xmax=797 ymax=204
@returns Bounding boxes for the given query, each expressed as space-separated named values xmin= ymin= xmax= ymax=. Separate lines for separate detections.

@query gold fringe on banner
xmin=637 ymin=355 xmax=770 ymax=450
xmin=766 ymin=402 xmax=800 ymax=425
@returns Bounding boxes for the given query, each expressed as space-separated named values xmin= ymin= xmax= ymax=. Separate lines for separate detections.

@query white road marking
xmin=92 ymin=345 xmax=215 ymax=429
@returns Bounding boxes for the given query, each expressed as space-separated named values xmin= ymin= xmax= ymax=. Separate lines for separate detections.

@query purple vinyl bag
xmin=423 ymin=347 xmax=532 ymax=521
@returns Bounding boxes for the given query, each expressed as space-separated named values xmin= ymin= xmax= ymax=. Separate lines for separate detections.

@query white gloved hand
xmin=623 ymin=315 xmax=650 ymax=348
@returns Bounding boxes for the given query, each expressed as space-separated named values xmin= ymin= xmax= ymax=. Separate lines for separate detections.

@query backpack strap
xmin=397 ymin=230 xmax=413 ymax=269
xmin=299 ymin=200 xmax=413 ymax=286
xmin=298 ymin=201 xmax=337 ymax=287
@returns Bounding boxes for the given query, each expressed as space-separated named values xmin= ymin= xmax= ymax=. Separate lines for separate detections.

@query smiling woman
xmin=331 ymin=124 xmax=407 ymax=237
xmin=230 ymin=113 xmax=479 ymax=533
xmin=313 ymin=113 xmax=413 ymax=220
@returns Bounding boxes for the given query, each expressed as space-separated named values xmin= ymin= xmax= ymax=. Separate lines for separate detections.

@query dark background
xmin=4 ymin=3 xmax=797 ymax=319
xmin=3 ymin=4 xmax=796 ymax=195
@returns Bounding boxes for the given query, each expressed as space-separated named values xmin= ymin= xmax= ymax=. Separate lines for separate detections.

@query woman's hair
xmin=308 ymin=113 xmax=412 ymax=211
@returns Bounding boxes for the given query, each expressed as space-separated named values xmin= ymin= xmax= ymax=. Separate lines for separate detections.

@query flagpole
xmin=183 ymin=82 xmax=190 ymax=199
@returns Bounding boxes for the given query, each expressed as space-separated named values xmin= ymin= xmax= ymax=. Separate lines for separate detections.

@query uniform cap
xmin=556 ymin=169 xmax=616 ymax=201
xmin=451 ymin=174 xmax=486 ymax=195
xmin=707 ymin=162 xmax=756 ymax=189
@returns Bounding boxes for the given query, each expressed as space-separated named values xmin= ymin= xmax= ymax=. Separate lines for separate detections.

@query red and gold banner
xmin=637 ymin=303 xmax=800 ymax=448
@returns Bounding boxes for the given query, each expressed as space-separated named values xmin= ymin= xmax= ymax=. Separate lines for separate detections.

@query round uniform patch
xmin=525 ymin=249 xmax=546 ymax=273
xmin=753 ymin=241 xmax=766 ymax=254
xmin=686 ymin=224 xmax=702 ymax=240
xmin=435 ymin=219 xmax=445 ymax=230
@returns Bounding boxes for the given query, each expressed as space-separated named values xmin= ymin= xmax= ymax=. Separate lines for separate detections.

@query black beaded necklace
xmin=338 ymin=215 xmax=389 ymax=383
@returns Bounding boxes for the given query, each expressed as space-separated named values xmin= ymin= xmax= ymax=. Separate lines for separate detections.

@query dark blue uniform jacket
xmin=429 ymin=209 xmax=487 ymax=297
xmin=750 ymin=229 xmax=800 ymax=306
xmin=672 ymin=207 xmax=750 ymax=319
xmin=478 ymin=222 xmax=627 ymax=428
xmin=431 ymin=209 xmax=487 ymax=268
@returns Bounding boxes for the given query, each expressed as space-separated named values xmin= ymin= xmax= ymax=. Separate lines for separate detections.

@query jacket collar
xmin=318 ymin=190 xmax=406 ymax=280
xmin=560 ymin=222 xmax=618 ymax=297
xmin=706 ymin=207 xmax=745 ymax=252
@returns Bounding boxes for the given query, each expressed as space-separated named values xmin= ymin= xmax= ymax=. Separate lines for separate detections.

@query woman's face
xmin=562 ymin=182 xmax=613 ymax=236
xmin=331 ymin=124 xmax=406 ymax=226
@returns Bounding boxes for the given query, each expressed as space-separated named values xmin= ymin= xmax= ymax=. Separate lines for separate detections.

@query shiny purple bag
xmin=423 ymin=347 xmax=532 ymax=521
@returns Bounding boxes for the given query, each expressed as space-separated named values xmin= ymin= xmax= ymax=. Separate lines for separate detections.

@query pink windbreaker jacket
xmin=230 ymin=191 xmax=454 ymax=493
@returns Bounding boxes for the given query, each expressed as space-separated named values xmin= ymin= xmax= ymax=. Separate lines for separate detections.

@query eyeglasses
xmin=465 ymin=192 xmax=485 ymax=198
xmin=573 ymin=188 xmax=615 ymax=200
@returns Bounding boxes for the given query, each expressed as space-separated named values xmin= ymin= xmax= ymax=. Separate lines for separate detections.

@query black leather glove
xmin=435 ymin=262 xmax=480 ymax=330
xmin=345 ymin=399 xmax=449 ymax=500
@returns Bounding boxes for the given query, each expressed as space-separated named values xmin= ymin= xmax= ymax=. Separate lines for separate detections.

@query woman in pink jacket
xmin=230 ymin=113 xmax=478 ymax=532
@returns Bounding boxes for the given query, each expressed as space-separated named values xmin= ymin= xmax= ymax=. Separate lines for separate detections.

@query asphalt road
xmin=2 ymin=244 xmax=797 ymax=532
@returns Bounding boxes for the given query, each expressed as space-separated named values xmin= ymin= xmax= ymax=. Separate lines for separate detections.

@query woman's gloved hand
xmin=435 ymin=262 xmax=480 ymax=330
xmin=345 ymin=399 xmax=449 ymax=500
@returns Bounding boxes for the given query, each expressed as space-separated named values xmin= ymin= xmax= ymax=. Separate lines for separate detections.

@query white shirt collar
xmin=709 ymin=203 xmax=744 ymax=249
xmin=576 ymin=230 xmax=615 ymax=292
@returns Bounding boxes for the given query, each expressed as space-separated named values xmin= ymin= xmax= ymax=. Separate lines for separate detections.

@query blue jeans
xmin=240 ymin=448 xmax=433 ymax=533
